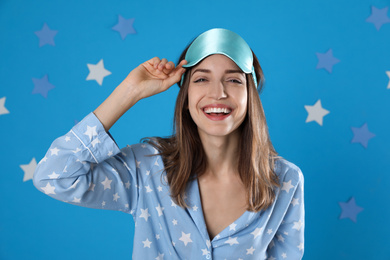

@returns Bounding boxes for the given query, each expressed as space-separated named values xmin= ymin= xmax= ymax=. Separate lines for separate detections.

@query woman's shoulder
xmin=274 ymin=157 xmax=304 ymax=183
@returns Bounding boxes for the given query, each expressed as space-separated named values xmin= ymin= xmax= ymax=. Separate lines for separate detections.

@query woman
xmin=33 ymin=28 xmax=304 ymax=259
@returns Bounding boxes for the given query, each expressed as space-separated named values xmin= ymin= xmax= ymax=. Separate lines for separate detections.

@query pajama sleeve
xmin=33 ymin=112 xmax=139 ymax=214
xmin=267 ymin=169 xmax=305 ymax=259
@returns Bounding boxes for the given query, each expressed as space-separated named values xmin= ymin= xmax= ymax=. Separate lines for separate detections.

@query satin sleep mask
xmin=180 ymin=28 xmax=258 ymax=88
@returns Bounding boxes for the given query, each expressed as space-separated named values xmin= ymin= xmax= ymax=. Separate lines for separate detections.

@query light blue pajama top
xmin=33 ymin=112 xmax=305 ymax=260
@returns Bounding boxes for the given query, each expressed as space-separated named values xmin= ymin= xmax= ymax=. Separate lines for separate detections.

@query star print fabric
xmin=33 ymin=112 xmax=304 ymax=260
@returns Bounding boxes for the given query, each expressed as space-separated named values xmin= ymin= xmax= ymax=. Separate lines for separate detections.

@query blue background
xmin=1 ymin=0 xmax=389 ymax=259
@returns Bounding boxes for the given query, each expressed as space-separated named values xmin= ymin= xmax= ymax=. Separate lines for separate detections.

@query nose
xmin=207 ymin=80 xmax=227 ymax=100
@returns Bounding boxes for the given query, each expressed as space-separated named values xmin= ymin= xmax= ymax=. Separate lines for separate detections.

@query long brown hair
xmin=143 ymin=44 xmax=281 ymax=212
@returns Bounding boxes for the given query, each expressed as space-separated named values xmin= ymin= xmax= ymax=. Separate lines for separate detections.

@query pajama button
xmin=206 ymin=253 xmax=211 ymax=259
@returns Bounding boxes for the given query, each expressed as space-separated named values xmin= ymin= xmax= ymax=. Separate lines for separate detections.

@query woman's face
xmin=187 ymin=54 xmax=248 ymax=138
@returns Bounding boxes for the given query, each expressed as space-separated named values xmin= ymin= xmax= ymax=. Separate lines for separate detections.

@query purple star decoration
xmin=351 ymin=123 xmax=375 ymax=148
xmin=339 ymin=197 xmax=363 ymax=223
xmin=32 ymin=74 xmax=55 ymax=98
xmin=316 ymin=49 xmax=340 ymax=73
xmin=366 ymin=6 xmax=390 ymax=31
xmin=34 ymin=23 xmax=58 ymax=47
xmin=112 ymin=15 xmax=136 ymax=40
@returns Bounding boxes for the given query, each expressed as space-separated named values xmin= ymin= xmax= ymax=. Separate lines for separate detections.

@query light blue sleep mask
xmin=180 ymin=28 xmax=258 ymax=88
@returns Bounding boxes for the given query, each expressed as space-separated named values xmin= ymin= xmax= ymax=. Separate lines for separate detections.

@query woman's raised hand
xmin=122 ymin=57 xmax=187 ymax=101
xmin=94 ymin=57 xmax=187 ymax=132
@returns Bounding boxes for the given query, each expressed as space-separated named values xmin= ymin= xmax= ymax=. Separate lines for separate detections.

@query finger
xmin=157 ymin=58 xmax=168 ymax=70
xmin=151 ymin=57 xmax=161 ymax=68
xmin=162 ymin=61 xmax=175 ymax=74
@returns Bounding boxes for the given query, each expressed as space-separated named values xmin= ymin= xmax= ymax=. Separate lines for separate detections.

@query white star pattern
xmin=277 ymin=234 xmax=285 ymax=243
xmin=171 ymin=200 xmax=177 ymax=208
xmin=86 ymin=59 xmax=111 ymax=86
xmin=64 ymin=136 xmax=70 ymax=142
xmin=179 ymin=232 xmax=193 ymax=246
xmin=206 ymin=240 xmax=211 ymax=248
xmin=91 ymin=138 xmax=101 ymax=147
xmin=102 ymin=201 xmax=106 ymax=207
xmin=20 ymin=158 xmax=37 ymax=182
xmin=267 ymin=229 xmax=273 ymax=235
xmin=142 ymin=238 xmax=152 ymax=248
xmin=0 ymin=97 xmax=10 ymax=115
xmin=282 ymin=252 xmax=287 ymax=259
xmin=297 ymin=242 xmax=304 ymax=251
xmin=291 ymin=198 xmax=300 ymax=206
xmin=229 ymin=223 xmax=237 ymax=231
xmin=201 ymin=248 xmax=210 ymax=255
xmin=157 ymin=186 xmax=163 ymax=192
xmin=41 ymin=182 xmax=56 ymax=194
xmin=156 ymin=204 xmax=164 ymax=216
xmin=72 ymin=197 xmax=81 ymax=203
xmin=50 ymin=147 xmax=60 ymax=155
xmin=83 ymin=125 xmax=98 ymax=140
xmin=192 ymin=205 xmax=198 ymax=211
xmin=293 ymin=220 xmax=303 ymax=231
xmin=172 ymin=219 xmax=178 ymax=225
xmin=136 ymin=160 xmax=141 ymax=168
xmin=146 ymin=170 xmax=150 ymax=175
xmin=140 ymin=208 xmax=151 ymax=221
xmin=246 ymin=246 xmax=255 ymax=255
xmin=107 ymin=150 xmax=113 ymax=156
xmin=225 ymin=237 xmax=239 ymax=246
xmin=48 ymin=171 xmax=59 ymax=179
xmin=125 ymin=181 xmax=130 ymax=189
xmin=113 ymin=193 xmax=120 ymax=202
xmin=304 ymin=99 xmax=329 ymax=126
xmin=101 ymin=177 xmax=112 ymax=190
xmin=155 ymin=234 xmax=160 ymax=239
xmin=155 ymin=252 xmax=164 ymax=260
xmin=145 ymin=185 xmax=153 ymax=193
xmin=251 ymin=227 xmax=263 ymax=239
xmin=72 ymin=147 xmax=81 ymax=153
xmin=281 ymin=180 xmax=294 ymax=193
xmin=268 ymin=256 xmax=276 ymax=260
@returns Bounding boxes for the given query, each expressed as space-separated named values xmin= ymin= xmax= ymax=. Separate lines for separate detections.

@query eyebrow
xmin=191 ymin=68 xmax=244 ymax=77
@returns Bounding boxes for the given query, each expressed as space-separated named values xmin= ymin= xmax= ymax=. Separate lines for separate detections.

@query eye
xmin=229 ymin=79 xmax=242 ymax=84
xmin=194 ymin=78 xmax=207 ymax=83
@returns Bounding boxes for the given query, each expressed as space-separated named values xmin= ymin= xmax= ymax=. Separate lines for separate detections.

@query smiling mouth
xmin=203 ymin=107 xmax=232 ymax=115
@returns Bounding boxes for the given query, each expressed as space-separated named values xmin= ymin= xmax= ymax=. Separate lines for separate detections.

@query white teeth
xmin=204 ymin=107 xmax=231 ymax=114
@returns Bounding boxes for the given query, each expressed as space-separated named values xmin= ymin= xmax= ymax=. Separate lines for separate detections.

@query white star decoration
xmin=201 ymin=248 xmax=210 ymax=255
xmin=246 ymin=246 xmax=255 ymax=255
xmin=84 ymin=125 xmax=98 ymax=140
xmin=41 ymin=182 xmax=56 ymax=194
xmin=50 ymin=147 xmax=60 ymax=156
xmin=291 ymin=198 xmax=300 ymax=206
xmin=281 ymin=180 xmax=294 ymax=193
xmin=0 ymin=97 xmax=10 ymax=115
xmin=155 ymin=252 xmax=164 ymax=260
xmin=172 ymin=219 xmax=178 ymax=225
xmin=101 ymin=177 xmax=112 ymax=190
xmin=140 ymin=208 xmax=151 ymax=221
xmin=91 ymin=138 xmax=101 ymax=147
xmin=142 ymin=238 xmax=152 ymax=248
xmin=48 ymin=171 xmax=59 ymax=179
xmin=20 ymin=158 xmax=37 ymax=182
xmin=225 ymin=237 xmax=239 ymax=246
xmin=145 ymin=185 xmax=153 ymax=193
xmin=179 ymin=232 xmax=193 ymax=246
xmin=297 ymin=242 xmax=304 ymax=251
xmin=86 ymin=59 xmax=111 ymax=86
xmin=229 ymin=223 xmax=237 ymax=231
xmin=387 ymin=71 xmax=390 ymax=89
xmin=304 ymin=99 xmax=329 ymax=126
xmin=113 ymin=193 xmax=120 ymax=202
xmin=251 ymin=227 xmax=263 ymax=239
xmin=72 ymin=197 xmax=81 ymax=203
xmin=293 ymin=220 xmax=303 ymax=231
xmin=156 ymin=204 xmax=164 ymax=216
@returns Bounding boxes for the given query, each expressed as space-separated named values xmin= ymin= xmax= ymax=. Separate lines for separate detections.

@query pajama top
xmin=33 ymin=111 xmax=305 ymax=260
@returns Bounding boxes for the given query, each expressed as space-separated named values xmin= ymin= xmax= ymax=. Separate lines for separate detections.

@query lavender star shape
xmin=34 ymin=23 xmax=58 ymax=47
xmin=339 ymin=197 xmax=363 ymax=223
xmin=366 ymin=6 xmax=390 ymax=31
xmin=351 ymin=123 xmax=375 ymax=148
xmin=112 ymin=15 xmax=136 ymax=40
xmin=316 ymin=49 xmax=340 ymax=73
xmin=32 ymin=74 xmax=55 ymax=98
